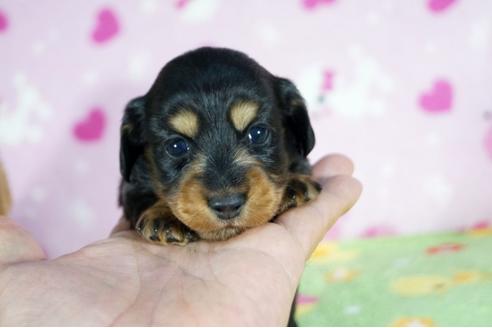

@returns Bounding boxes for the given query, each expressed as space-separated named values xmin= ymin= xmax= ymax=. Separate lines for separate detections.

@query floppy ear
xmin=120 ymin=96 xmax=146 ymax=182
xmin=275 ymin=77 xmax=315 ymax=157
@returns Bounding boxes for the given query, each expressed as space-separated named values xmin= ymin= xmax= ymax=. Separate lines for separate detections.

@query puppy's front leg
xmin=277 ymin=175 xmax=321 ymax=215
xmin=136 ymin=201 xmax=199 ymax=246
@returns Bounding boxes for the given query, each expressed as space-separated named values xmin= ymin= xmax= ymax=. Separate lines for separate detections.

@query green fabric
xmin=297 ymin=228 xmax=492 ymax=326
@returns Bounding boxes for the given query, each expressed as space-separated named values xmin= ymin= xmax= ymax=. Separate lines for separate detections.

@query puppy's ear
xmin=275 ymin=77 xmax=315 ymax=157
xmin=120 ymin=96 xmax=146 ymax=182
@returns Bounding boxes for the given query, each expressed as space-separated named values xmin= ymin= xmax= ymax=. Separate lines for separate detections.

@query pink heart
xmin=428 ymin=0 xmax=457 ymax=13
xmin=419 ymin=80 xmax=453 ymax=113
xmin=0 ymin=10 xmax=8 ymax=32
xmin=91 ymin=8 xmax=119 ymax=44
xmin=472 ymin=220 xmax=491 ymax=230
xmin=361 ymin=225 xmax=396 ymax=238
xmin=484 ymin=125 xmax=492 ymax=160
xmin=302 ymin=0 xmax=336 ymax=10
xmin=175 ymin=0 xmax=189 ymax=9
xmin=73 ymin=108 xmax=106 ymax=142
xmin=321 ymin=69 xmax=335 ymax=91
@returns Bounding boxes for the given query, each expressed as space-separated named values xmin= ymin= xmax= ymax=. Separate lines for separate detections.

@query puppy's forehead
xmin=150 ymin=48 xmax=273 ymax=106
xmin=149 ymin=49 xmax=276 ymax=138
xmin=166 ymin=97 xmax=261 ymax=138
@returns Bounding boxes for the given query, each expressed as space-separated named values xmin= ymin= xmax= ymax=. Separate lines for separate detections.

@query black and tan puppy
xmin=119 ymin=47 xmax=320 ymax=245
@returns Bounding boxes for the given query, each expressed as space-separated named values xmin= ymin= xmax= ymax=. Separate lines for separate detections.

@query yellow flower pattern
xmin=308 ymin=242 xmax=359 ymax=263
xmin=392 ymin=317 xmax=435 ymax=327
xmin=298 ymin=231 xmax=492 ymax=326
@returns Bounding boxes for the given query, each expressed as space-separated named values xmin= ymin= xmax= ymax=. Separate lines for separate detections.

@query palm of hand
xmin=0 ymin=155 xmax=361 ymax=326
xmin=2 ymin=224 xmax=301 ymax=325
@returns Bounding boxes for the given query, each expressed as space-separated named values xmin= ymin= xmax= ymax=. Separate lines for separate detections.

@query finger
xmin=312 ymin=153 xmax=354 ymax=180
xmin=0 ymin=217 xmax=46 ymax=266
xmin=110 ymin=216 xmax=131 ymax=236
xmin=276 ymin=175 xmax=362 ymax=259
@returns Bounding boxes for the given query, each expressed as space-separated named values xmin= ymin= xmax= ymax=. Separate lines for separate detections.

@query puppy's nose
xmin=208 ymin=193 xmax=246 ymax=220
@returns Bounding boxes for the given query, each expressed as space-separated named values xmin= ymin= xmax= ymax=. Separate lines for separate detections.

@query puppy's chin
xmin=169 ymin=164 xmax=286 ymax=242
xmin=198 ymin=226 xmax=245 ymax=241
xmin=194 ymin=210 xmax=275 ymax=241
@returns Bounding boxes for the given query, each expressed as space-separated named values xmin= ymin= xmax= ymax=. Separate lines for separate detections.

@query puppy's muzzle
xmin=207 ymin=193 xmax=246 ymax=220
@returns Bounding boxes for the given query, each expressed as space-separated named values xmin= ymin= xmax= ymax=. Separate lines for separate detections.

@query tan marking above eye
xmin=230 ymin=101 xmax=259 ymax=132
xmin=169 ymin=110 xmax=199 ymax=138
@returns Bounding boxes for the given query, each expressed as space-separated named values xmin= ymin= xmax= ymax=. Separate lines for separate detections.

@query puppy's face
xmin=121 ymin=48 xmax=314 ymax=240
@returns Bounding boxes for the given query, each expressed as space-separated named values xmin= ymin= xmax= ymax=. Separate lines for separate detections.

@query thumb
xmin=276 ymin=154 xmax=362 ymax=258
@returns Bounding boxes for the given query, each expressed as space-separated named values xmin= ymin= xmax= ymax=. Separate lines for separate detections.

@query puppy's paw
xmin=278 ymin=175 xmax=321 ymax=214
xmin=136 ymin=214 xmax=198 ymax=246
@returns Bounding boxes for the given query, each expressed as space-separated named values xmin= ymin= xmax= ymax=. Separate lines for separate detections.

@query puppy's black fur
xmin=118 ymin=47 xmax=319 ymax=326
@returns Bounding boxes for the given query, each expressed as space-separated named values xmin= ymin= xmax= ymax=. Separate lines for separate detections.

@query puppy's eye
xmin=248 ymin=125 xmax=269 ymax=144
xmin=166 ymin=138 xmax=190 ymax=157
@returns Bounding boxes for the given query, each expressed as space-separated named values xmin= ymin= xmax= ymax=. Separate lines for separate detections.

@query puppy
xmin=118 ymin=47 xmax=320 ymax=245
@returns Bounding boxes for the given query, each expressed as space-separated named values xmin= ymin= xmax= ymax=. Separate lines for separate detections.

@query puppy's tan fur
xmin=169 ymin=110 xmax=199 ymax=138
xmin=230 ymin=101 xmax=259 ymax=132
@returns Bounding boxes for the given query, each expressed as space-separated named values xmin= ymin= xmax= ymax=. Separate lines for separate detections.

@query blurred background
xmin=0 ymin=0 xmax=491 ymax=258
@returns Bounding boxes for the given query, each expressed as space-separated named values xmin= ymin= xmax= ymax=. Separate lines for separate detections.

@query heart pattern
xmin=419 ymin=80 xmax=453 ymax=113
xmin=0 ymin=10 xmax=8 ymax=32
xmin=73 ymin=107 xmax=106 ymax=142
xmin=302 ymin=0 xmax=336 ymax=10
xmin=175 ymin=0 xmax=189 ymax=9
xmin=428 ymin=0 xmax=457 ymax=13
xmin=361 ymin=225 xmax=397 ymax=238
xmin=91 ymin=8 xmax=119 ymax=44
xmin=1 ymin=0 xmax=491 ymax=261
xmin=321 ymin=70 xmax=335 ymax=91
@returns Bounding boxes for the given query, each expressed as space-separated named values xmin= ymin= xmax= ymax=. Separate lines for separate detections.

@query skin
xmin=0 ymin=154 xmax=362 ymax=326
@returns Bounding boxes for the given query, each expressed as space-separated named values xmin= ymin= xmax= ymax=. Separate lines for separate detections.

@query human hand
xmin=0 ymin=154 xmax=361 ymax=326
